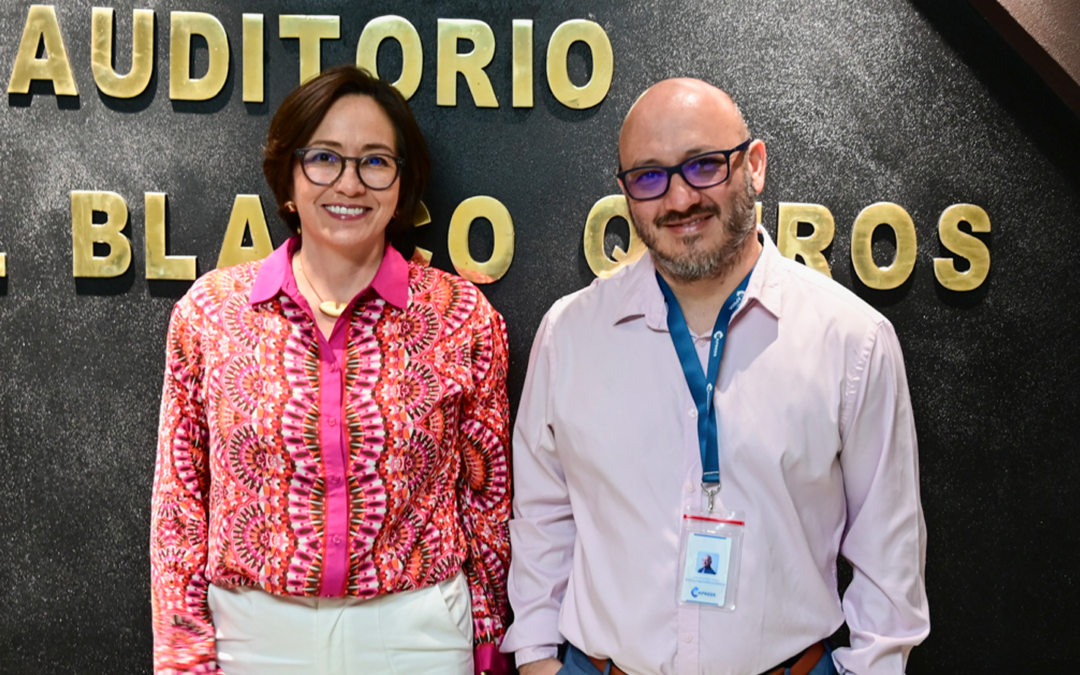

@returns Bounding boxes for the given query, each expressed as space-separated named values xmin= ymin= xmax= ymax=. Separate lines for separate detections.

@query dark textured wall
xmin=1 ymin=0 xmax=1078 ymax=673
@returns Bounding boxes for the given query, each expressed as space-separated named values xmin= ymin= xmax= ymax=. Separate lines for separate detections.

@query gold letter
xmin=777 ymin=202 xmax=835 ymax=278
xmin=546 ymin=20 xmax=612 ymax=109
xmin=447 ymin=196 xmax=514 ymax=283
xmin=850 ymin=202 xmax=918 ymax=290
xmin=71 ymin=191 xmax=131 ymax=278
xmin=437 ymin=19 xmax=498 ymax=108
xmin=279 ymin=15 xmax=340 ymax=85
xmin=583 ymin=195 xmax=646 ymax=278
xmin=513 ymin=20 xmax=533 ymax=108
xmin=935 ymin=204 xmax=991 ymax=291
xmin=8 ymin=5 xmax=78 ymax=96
xmin=0 ymin=252 xmax=6 ymax=278
xmin=217 ymin=195 xmax=273 ymax=269
xmin=356 ymin=16 xmax=423 ymax=100
xmin=170 ymin=11 xmax=229 ymax=101
xmin=145 ymin=193 xmax=196 ymax=281
xmin=242 ymin=14 xmax=263 ymax=102
xmin=91 ymin=8 xmax=154 ymax=98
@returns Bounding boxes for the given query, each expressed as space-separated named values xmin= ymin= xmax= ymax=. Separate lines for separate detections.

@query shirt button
xmin=685 ymin=483 xmax=696 ymax=493
xmin=328 ymin=362 xmax=339 ymax=372
xmin=330 ymin=475 xmax=342 ymax=486
xmin=332 ymin=535 xmax=343 ymax=546
xmin=688 ymin=409 xmax=698 ymax=418
xmin=682 ymin=633 xmax=694 ymax=643
xmin=327 ymin=417 xmax=337 ymax=427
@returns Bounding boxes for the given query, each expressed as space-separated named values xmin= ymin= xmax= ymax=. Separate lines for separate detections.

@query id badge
xmin=677 ymin=506 xmax=745 ymax=611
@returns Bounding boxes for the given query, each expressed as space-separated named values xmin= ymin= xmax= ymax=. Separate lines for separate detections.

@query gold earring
xmin=284 ymin=200 xmax=297 ymax=213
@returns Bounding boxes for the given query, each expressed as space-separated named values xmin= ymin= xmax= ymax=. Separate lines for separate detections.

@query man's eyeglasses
xmin=616 ymin=140 xmax=752 ymax=201
xmin=294 ymin=148 xmax=404 ymax=189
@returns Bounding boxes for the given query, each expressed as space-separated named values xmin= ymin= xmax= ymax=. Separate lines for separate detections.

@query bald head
xmin=618 ymin=79 xmax=749 ymax=171
xmin=614 ymin=78 xmax=766 ymax=286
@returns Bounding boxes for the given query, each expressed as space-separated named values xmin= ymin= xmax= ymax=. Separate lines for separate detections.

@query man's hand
xmin=517 ymin=657 xmax=563 ymax=675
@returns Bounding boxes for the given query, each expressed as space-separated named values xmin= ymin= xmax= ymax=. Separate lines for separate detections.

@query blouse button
xmin=327 ymin=417 xmax=338 ymax=427
xmin=330 ymin=475 xmax=342 ymax=486
xmin=688 ymin=408 xmax=698 ymax=418
xmin=332 ymin=535 xmax=343 ymax=546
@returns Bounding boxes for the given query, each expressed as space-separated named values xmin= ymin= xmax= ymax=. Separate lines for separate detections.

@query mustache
xmin=654 ymin=204 xmax=720 ymax=228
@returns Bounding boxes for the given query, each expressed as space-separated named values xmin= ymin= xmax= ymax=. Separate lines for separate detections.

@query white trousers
xmin=208 ymin=572 xmax=474 ymax=675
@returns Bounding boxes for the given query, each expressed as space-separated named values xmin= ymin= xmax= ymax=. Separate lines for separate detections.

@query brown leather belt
xmin=760 ymin=641 xmax=826 ymax=675
xmin=585 ymin=641 xmax=825 ymax=675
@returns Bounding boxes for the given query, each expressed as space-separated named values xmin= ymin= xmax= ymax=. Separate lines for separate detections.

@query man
xmin=697 ymin=555 xmax=717 ymax=575
xmin=501 ymin=79 xmax=928 ymax=675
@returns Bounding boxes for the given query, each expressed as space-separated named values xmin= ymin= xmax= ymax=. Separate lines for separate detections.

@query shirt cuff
xmin=475 ymin=643 xmax=511 ymax=675
xmin=514 ymin=645 xmax=561 ymax=668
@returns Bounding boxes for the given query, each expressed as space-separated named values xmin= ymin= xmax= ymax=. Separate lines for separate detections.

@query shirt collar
xmin=249 ymin=236 xmax=410 ymax=310
xmin=613 ymin=250 xmax=667 ymax=330
xmin=745 ymin=227 xmax=783 ymax=319
xmin=613 ymin=226 xmax=783 ymax=330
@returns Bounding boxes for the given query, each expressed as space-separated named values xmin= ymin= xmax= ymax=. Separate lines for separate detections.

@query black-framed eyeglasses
xmin=616 ymin=139 xmax=752 ymax=201
xmin=294 ymin=147 xmax=404 ymax=189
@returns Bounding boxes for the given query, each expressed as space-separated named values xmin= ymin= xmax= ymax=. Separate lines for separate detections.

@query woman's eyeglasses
xmin=294 ymin=148 xmax=404 ymax=189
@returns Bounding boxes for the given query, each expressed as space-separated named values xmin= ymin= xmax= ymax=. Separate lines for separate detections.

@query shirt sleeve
xmin=456 ymin=298 xmax=513 ymax=673
xmin=835 ymin=319 xmax=930 ymax=675
xmin=150 ymin=298 xmax=221 ymax=675
xmin=501 ymin=310 xmax=577 ymax=659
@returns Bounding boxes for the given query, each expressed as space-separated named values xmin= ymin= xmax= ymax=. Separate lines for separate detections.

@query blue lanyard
xmin=656 ymin=270 xmax=752 ymax=493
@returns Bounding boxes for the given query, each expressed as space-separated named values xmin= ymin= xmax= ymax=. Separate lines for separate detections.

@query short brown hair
xmin=263 ymin=65 xmax=431 ymax=256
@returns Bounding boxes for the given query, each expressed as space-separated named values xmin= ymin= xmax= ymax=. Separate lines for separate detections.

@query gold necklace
xmin=296 ymin=254 xmax=348 ymax=318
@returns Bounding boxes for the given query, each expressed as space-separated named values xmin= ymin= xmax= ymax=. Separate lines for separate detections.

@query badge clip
xmin=702 ymin=482 xmax=721 ymax=512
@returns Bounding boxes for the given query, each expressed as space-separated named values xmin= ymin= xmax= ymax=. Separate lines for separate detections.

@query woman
xmin=150 ymin=66 xmax=511 ymax=675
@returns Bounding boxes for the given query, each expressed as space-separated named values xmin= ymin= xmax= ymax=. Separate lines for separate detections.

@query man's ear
xmin=747 ymin=139 xmax=767 ymax=195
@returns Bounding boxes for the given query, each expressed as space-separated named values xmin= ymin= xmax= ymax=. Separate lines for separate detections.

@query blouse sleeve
xmin=150 ymin=298 xmax=221 ymax=674
xmin=456 ymin=297 xmax=512 ymax=673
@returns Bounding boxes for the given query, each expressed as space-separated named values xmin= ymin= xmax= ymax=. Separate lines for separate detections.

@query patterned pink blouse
xmin=151 ymin=238 xmax=511 ymax=674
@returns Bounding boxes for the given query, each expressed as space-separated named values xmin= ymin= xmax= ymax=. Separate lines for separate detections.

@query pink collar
xmin=249 ymin=236 xmax=410 ymax=309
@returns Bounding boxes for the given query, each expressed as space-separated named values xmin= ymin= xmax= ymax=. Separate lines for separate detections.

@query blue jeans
xmin=557 ymin=644 xmax=613 ymax=674
xmin=557 ymin=642 xmax=838 ymax=675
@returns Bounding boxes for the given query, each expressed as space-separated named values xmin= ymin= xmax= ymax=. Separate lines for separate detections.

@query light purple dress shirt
xmin=503 ymin=231 xmax=928 ymax=675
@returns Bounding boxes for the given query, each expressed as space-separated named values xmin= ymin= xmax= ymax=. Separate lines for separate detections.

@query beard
xmin=630 ymin=166 xmax=757 ymax=284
